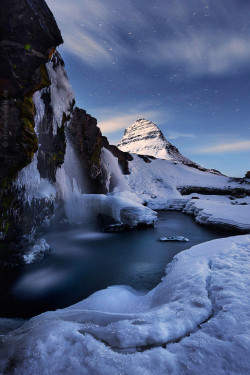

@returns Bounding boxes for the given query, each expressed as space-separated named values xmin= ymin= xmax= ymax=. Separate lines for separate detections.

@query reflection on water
xmin=0 ymin=212 xmax=229 ymax=318
xmin=13 ymin=267 xmax=71 ymax=297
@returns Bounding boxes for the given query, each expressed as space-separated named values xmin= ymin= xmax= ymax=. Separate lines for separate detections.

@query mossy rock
xmin=24 ymin=44 xmax=32 ymax=51
xmin=0 ymin=63 xmax=52 ymax=239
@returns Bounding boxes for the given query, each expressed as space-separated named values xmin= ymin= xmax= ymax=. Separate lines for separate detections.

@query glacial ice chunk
xmin=159 ymin=236 xmax=190 ymax=242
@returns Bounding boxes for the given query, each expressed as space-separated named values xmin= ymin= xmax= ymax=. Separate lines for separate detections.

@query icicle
xmin=46 ymin=60 xmax=75 ymax=135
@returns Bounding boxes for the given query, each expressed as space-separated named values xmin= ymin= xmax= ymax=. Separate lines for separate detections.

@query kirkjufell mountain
xmin=117 ymin=118 xmax=196 ymax=164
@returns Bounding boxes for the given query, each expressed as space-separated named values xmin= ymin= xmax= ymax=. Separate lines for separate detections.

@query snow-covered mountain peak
xmin=123 ymin=119 xmax=164 ymax=139
xmin=117 ymin=119 xmax=193 ymax=163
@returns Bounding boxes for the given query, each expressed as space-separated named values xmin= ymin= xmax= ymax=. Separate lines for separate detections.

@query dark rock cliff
xmin=0 ymin=0 xmax=63 ymax=183
xmin=67 ymin=107 xmax=104 ymax=193
xmin=0 ymin=0 xmax=64 ymax=243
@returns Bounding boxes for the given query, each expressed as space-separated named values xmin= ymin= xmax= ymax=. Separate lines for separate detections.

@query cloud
xmin=46 ymin=0 xmax=144 ymax=65
xmin=166 ymin=131 xmax=196 ymax=140
xmin=192 ymin=140 xmax=250 ymax=154
xmin=47 ymin=0 xmax=250 ymax=75
xmin=145 ymin=34 xmax=250 ymax=75
xmin=98 ymin=110 xmax=162 ymax=133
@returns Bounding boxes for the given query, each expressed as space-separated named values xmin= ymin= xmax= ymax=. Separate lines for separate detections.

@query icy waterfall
xmin=101 ymin=148 xmax=128 ymax=192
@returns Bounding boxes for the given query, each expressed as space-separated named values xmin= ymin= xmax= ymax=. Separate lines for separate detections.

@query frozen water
xmin=33 ymin=90 xmax=45 ymax=135
xmin=101 ymin=148 xmax=128 ymax=192
xmin=46 ymin=58 xmax=74 ymax=135
xmin=55 ymin=138 xmax=85 ymax=223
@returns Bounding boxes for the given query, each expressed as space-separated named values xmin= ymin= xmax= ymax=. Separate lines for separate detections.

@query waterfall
xmin=55 ymin=138 xmax=85 ymax=224
xmin=101 ymin=148 xmax=128 ymax=193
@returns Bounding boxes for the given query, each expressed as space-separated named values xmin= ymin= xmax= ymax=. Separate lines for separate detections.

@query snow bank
xmin=0 ymin=235 xmax=249 ymax=374
xmin=184 ymin=199 xmax=250 ymax=232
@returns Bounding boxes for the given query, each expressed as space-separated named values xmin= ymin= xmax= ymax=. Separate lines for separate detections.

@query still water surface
xmin=0 ymin=212 xmax=229 ymax=318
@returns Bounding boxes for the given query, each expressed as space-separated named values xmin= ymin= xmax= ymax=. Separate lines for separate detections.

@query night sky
xmin=46 ymin=0 xmax=250 ymax=177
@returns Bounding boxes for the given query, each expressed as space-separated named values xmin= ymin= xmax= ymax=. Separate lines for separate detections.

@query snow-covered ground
xmin=0 ymin=235 xmax=249 ymax=374
xmin=125 ymin=155 xmax=250 ymax=232
xmin=183 ymin=196 xmax=250 ymax=232
xmin=127 ymin=155 xmax=249 ymax=204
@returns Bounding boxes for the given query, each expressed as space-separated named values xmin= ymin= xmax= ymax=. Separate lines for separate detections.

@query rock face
xmin=0 ymin=0 xmax=63 ymax=183
xmin=0 ymin=0 xmax=66 ymax=243
xmin=68 ymin=108 xmax=133 ymax=193
xmin=67 ymin=107 xmax=104 ymax=193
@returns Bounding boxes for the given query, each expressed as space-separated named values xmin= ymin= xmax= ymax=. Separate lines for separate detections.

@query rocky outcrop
xmin=68 ymin=108 xmax=133 ymax=193
xmin=245 ymin=171 xmax=250 ymax=179
xmin=0 ymin=0 xmax=64 ymax=241
xmin=179 ymin=186 xmax=250 ymax=198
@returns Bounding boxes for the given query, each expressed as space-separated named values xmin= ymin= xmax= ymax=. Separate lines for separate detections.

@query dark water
xmin=0 ymin=212 xmax=230 ymax=318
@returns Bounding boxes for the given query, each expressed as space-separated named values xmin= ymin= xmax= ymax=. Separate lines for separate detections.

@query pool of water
xmin=0 ymin=212 xmax=229 ymax=318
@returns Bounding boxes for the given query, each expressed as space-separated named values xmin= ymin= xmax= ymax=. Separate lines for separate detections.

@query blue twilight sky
xmin=46 ymin=0 xmax=250 ymax=177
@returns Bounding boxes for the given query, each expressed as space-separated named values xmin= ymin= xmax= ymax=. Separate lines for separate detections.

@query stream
xmin=0 ymin=211 xmax=230 ymax=318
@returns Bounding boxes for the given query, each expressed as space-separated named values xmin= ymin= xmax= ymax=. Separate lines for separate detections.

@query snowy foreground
xmin=0 ymin=235 xmax=249 ymax=374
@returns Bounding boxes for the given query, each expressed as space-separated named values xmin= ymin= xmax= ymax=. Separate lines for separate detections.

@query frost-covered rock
xmin=23 ymin=238 xmax=50 ymax=264
xmin=0 ymin=235 xmax=249 ymax=374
